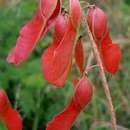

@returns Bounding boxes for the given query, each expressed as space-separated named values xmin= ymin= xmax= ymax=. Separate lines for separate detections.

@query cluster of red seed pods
xmin=0 ymin=90 xmax=22 ymax=130
xmin=4 ymin=0 xmax=121 ymax=129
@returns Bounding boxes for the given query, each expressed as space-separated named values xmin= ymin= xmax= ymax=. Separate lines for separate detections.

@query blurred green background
xmin=0 ymin=0 xmax=130 ymax=130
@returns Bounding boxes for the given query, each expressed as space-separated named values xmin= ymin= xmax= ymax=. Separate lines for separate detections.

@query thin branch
xmin=83 ymin=50 xmax=94 ymax=75
xmin=85 ymin=64 xmax=99 ymax=75
xmin=86 ymin=50 xmax=94 ymax=68
xmin=85 ymin=20 xmax=117 ymax=130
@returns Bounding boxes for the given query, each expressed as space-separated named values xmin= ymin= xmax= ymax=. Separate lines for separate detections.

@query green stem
xmin=32 ymin=89 xmax=42 ymax=130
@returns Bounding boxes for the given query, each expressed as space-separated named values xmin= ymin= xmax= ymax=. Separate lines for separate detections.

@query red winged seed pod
xmin=87 ymin=6 xmax=121 ymax=74
xmin=46 ymin=76 xmax=93 ymax=130
xmin=3 ymin=108 xmax=22 ymax=130
xmin=42 ymin=0 xmax=81 ymax=87
xmin=0 ymin=90 xmax=9 ymax=115
xmin=87 ymin=6 xmax=107 ymax=44
xmin=7 ymin=0 xmax=61 ymax=65
xmin=0 ymin=90 xmax=22 ymax=130
xmin=70 ymin=0 xmax=81 ymax=29
xmin=42 ymin=14 xmax=70 ymax=87
xmin=75 ymin=36 xmax=85 ymax=74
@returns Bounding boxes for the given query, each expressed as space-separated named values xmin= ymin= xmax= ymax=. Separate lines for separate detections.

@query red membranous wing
xmin=42 ymin=14 xmax=70 ymax=87
xmin=100 ymin=32 xmax=121 ymax=74
xmin=3 ymin=108 xmax=22 ymax=130
xmin=0 ymin=90 xmax=10 ymax=115
xmin=46 ymin=76 xmax=93 ymax=130
xmin=75 ymin=37 xmax=85 ymax=74
xmin=41 ymin=0 xmax=61 ymax=36
xmin=42 ymin=0 xmax=81 ymax=87
xmin=0 ymin=90 xmax=22 ymax=130
xmin=87 ymin=7 xmax=107 ymax=43
xmin=69 ymin=0 xmax=81 ymax=29
xmin=87 ymin=6 xmax=121 ymax=74
xmin=101 ymin=43 xmax=121 ymax=74
xmin=7 ymin=0 xmax=61 ymax=65
xmin=53 ymin=61 xmax=72 ymax=87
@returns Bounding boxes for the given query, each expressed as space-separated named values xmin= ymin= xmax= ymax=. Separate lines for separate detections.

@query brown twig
xmin=85 ymin=64 xmax=99 ymax=75
xmin=83 ymin=50 xmax=94 ymax=75
xmin=86 ymin=50 xmax=94 ymax=68
xmin=85 ymin=20 xmax=117 ymax=130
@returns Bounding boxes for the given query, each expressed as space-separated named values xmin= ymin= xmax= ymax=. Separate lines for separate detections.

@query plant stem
xmin=85 ymin=64 xmax=99 ymax=74
xmin=83 ymin=50 xmax=93 ymax=75
xmin=86 ymin=21 xmax=117 ymax=130
xmin=14 ymin=84 xmax=21 ymax=109
xmin=32 ymin=89 xmax=42 ymax=130
xmin=86 ymin=50 xmax=94 ymax=68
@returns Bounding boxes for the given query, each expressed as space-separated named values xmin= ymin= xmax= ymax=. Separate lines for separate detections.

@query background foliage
xmin=0 ymin=0 xmax=130 ymax=130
